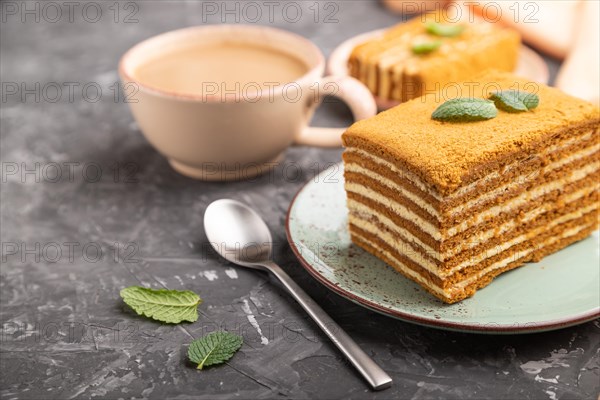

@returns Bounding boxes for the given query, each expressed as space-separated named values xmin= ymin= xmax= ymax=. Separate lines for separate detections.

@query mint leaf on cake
xmin=431 ymin=98 xmax=497 ymax=122
xmin=412 ymin=40 xmax=443 ymax=54
xmin=425 ymin=21 xmax=465 ymax=37
xmin=489 ymin=90 xmax=540 ymax=112
xmin=120 ymin=286 xmax=202 ymax=323
xmin=188 ymin=331 xmax=243 ymax=369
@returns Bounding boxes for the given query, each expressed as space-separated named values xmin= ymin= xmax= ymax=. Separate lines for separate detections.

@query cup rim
xmin=118 ymin=24 xmax=325 ymax=102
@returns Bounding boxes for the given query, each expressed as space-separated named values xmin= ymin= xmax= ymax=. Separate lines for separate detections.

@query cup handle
xmin=294 ymin=76 xmax=377 ymax=147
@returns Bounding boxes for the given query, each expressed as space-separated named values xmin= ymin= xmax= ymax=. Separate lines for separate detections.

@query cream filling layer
xmin=445 ymin=188 xmax=597 ymax=257
xmin=352 ymin=223 xmax=593 ymax=299
xmin=446 ymin=161 xmax=599 ymax=237
xmin=346 ymin=161 xmax=600 ymax=240
xmin=458 ymin=143 xmax=599 ymax=216
xmin=348 ymin=198 xmax=438 ymax=257
xmin=345 ymin=129 xmax=596 ymax=201
xmin=346 ymin=142 xmax=599 ymax=221
xmin=346 ymin=163 xmax=441 ymax=219
xmin=348 ymin=185 xmax=598 ymax=261
xmin=350 ymin=200 xmax=598 ymax=279
xmin=346 ymin=182 xmax=440 ymax=239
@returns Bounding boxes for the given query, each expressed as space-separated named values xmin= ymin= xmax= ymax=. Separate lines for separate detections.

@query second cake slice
xmin=349 ymin=12 xmax=521 ymax=103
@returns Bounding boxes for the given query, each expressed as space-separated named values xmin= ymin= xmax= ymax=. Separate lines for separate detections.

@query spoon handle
xmin=265 ymin=261 xmax=392 ymax=391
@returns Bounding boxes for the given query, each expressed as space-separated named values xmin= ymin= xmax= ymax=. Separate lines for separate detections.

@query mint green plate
xmin=286 ymin=164 xmax=600 ymax=334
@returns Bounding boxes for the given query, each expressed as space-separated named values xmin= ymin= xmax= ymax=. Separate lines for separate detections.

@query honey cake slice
xmin=349 ymin=12 xmax=520 ymax=102
xmin=342 ymin=71 xmax=600 ymax=304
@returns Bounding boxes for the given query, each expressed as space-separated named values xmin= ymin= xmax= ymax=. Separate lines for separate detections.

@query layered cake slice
xmin=349 ymin=12 xmax=520 ymax=103
xmin=342 ymin=71 xmax=600 ymax=303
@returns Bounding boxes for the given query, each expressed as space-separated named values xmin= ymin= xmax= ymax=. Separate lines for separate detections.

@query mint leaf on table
xmin=432 ymin=98 xmax=498 ymax=122
xmin=412 ymin=40 xmax=442 ymax=54
xmin=120 ymin=286 xmax=202 ymax=324
xmin=425 ymin=21 xmax=465 ymax=37
xmin=188 ymin=331 xmax=243 ymax=370
xmin=489 ymin=90 xmax=540 ymax=112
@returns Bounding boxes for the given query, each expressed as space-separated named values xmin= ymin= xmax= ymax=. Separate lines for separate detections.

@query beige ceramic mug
xmin=119 ymin=25 xmax=377 ymax=181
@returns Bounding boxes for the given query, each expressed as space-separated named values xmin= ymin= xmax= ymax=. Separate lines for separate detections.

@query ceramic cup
xmin=119 ymin=25 xmax=377 ymax=181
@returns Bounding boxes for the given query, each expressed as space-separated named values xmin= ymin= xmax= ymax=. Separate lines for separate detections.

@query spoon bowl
xmin=204 ymin=199 xmax=272 ymax=269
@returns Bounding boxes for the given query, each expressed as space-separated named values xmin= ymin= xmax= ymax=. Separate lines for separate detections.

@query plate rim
xmin=326 ymin=28 xmax=551 ymax=111
xmin=285 ymin=163 xmax=600 ymax=334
